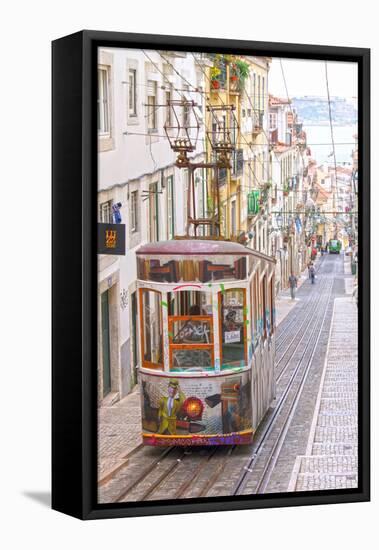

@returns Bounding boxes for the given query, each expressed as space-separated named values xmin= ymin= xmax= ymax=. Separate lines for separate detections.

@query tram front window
xmin=168 ymin=290 xmax=213 ymax=372
xmin=220 ymin=289 xmax=246 ymax=369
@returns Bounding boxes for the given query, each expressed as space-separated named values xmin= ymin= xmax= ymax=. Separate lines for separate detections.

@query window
xmin=149 ymin=182 xmax=159 ymax=242
xmin=165 ymin=86 xmax=172 ymax=126
xmin=98 ymin=68 xmax=110 ymax=135
xmin=168 ymin=291 xmax=213 ymax=372
xmin=253 ymin=73 xmax=256 ymax=108
xmin=257 ymin=75 xmax=261 ymax=112
xmin=269 ymin=113 xmax=277 ymax=130
xmin=231 ymin=200 xmax=236 ymax=236
xmin=167 ymin=176 xmax=175 ymax=239
xmin=140 ymin=289 xmax=163 ymax=369
xmin=147 ymin=80 xmax=157 ymax=131
xmin=182 ymin=87 xmax=190 ymax=126
xmin=128 ymin=69 xmax=137 ymax=116
xmin=219 ymin=289 xmax=246 ymax=369
xmin=223 ymin=204 xmax=227 ymax=237
xmin=99 ymin=200 xmax=113 ymax=223
xmin=183 ymin=170 xmax=189 ymax=227
xmin=269 ymin=277 xmax=275 ymax=335
xmin=262 ymin=77 xmax=265 ymax=111
xmin=251 ymin=273 xmax=259 ymax=343
xmin=261 ymin=276 xmax=267 ymax=340
xmin=130 ymin=191 xmax=138 ymax=232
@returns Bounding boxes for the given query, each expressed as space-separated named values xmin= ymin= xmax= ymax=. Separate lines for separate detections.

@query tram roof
xmin=136 ymin=239 xmax=275 ymax=262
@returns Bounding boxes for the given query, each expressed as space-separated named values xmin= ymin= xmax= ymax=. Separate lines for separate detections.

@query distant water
xmin=304 ymin=124 xmax=357 ymax=166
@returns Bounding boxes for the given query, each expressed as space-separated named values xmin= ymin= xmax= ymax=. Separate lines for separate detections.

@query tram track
xmin=232 ymin=259 xmax=336 ymax=495
xmin=275 ymin=256 xmax=326 ymax=352
xmin=101 ymin=255 xmax=337 ymax=503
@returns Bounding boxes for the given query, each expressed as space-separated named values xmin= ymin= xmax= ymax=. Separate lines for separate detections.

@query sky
xmin=268 ymin=58 xmax=358 ymax=102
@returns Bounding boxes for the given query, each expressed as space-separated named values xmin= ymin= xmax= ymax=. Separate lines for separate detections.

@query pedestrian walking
xmin=352 ymin=281 xmax=358 ymax=307
xmin=308 ymin=261 xmax=313 ymax=279
xmin=289 ymin=273 xmax=298 ymax=300
xmin=309 ymin=264 xmax=316 ymax=284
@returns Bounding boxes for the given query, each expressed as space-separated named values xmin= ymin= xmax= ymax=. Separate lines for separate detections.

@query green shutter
xmin=248 ymin=190 xmax=260 ymax=216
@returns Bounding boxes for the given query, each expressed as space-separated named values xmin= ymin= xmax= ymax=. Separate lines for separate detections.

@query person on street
xmin=309 ymin=264 xmax=316 ymax=284
xmin=352 ymin=278 xmax=358 ymax=307
xmin=289 ymin=273 xmax=298 ymax=300
xmin=308 ymin=261 xmax=314 ymax=279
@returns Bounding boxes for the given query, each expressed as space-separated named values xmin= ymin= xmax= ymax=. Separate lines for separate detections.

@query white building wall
xmin=98 ymin=48 xmax=206 ymax=400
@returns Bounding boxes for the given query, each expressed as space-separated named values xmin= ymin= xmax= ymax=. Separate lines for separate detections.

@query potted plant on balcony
xmin=230 ymin=63 xmax=239 ymax=82
xmin=235 ymin=59 xmax=250 ymax=88
xmin=210 ymin=66 xmax=221 ymax=89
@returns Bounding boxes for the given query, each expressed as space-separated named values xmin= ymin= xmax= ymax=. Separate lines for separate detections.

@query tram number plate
xmin=224 ymin=330 xmax=240 ymax=344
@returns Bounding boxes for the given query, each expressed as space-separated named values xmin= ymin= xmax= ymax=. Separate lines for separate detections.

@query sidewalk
xmin=287 ymin=296 xmax=358 ymax=491
xmin=98 ymin=386 xmax=142 ymax=485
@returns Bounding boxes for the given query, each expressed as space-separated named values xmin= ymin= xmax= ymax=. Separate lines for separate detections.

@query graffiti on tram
xmin=140 ymin=371 xmax=252 ymax=441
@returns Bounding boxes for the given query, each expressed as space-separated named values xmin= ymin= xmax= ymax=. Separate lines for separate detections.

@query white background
xmin=0 ymin=1 xmax=376 ymax=548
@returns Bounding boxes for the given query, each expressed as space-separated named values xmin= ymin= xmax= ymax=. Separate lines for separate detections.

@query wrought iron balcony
xmin=229 ymin=76 xmax=242 ymax=94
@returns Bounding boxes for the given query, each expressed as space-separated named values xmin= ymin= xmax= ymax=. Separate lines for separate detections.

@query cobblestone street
xmin=98 ymin=253 xmax=358 ymax=502
xmin=288 ymin=295 xmax=358 ymax=491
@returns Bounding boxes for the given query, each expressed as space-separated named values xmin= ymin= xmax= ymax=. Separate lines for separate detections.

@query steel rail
xmin=232 ymin=261 xmax=335 ymax=495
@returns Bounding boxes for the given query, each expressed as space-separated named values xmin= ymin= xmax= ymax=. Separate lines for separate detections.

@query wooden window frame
xmin=218 ymin=288 xmax=247 ymax=368
xmin=168 ymin=315 xmax=214 ymax=372
xmin=138 ymin=288 xmax=164 ymax=370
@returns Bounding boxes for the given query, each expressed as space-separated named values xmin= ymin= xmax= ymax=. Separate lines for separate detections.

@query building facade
xmin=97 ymin=48 xmax=206 ymax=403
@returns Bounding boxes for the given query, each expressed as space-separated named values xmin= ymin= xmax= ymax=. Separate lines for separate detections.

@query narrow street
xmin=98 ymin=253 xmax=357 ymax=502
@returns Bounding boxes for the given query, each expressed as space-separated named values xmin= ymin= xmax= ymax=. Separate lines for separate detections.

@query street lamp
xmin=164 ymin=99 xmax=201 ymax=167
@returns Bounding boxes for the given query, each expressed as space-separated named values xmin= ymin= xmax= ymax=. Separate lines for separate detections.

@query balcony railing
xmin=229 ymin=76 xmax=242 ymax=94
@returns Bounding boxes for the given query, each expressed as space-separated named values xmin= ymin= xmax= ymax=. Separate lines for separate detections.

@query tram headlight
xmin=182 ymin=397 xmax=204 ymax=420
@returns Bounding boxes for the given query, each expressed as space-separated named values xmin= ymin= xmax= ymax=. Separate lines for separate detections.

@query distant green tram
xmin=328 ymin=239 xmax=342 ymax=254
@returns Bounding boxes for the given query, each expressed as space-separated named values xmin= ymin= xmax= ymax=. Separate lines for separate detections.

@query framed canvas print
xmin=52 ymin=30 xmax=370 ymax=520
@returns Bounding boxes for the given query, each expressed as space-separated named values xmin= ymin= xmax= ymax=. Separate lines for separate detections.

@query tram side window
xmin=167 ymin=290 xmax=214 ymax=372
xmin=220 ymin=289 xmax=246 ymax=369
xmin=261 ymin=276 xmax=267 ymax=340
xmin=140 ymin=289 xmax=163 ymax=369
xmin=252 ymin=273 xmax=259 ymax=342
xmin=269 ymin=277 xmax=275 ymax=335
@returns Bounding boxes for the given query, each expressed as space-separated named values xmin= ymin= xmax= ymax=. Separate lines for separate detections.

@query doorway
xmin=101 ymin=290 xmax=111 ymax=397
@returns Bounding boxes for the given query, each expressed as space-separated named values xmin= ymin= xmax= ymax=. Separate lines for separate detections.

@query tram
xmin=136 ymin=239 xmax=276 ymax=446
xmin=328 ymin=239 xmax=342 ymax=254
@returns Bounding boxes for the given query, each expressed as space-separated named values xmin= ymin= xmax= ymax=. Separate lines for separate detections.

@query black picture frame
xmin=52 ymin=30 xmax=370 ymax=520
